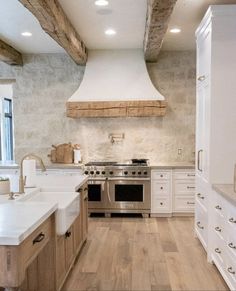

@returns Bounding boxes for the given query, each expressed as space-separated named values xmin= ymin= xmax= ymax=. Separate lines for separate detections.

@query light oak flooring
xmin=63 ymin=216 xmax=229 ymax=291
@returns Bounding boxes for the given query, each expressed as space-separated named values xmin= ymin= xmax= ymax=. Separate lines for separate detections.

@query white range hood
xmin=67 ymin=49 xmax=167 ymax=118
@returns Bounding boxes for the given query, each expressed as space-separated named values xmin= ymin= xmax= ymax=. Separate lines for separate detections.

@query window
xmin=3 ymin=99 xmax=13 ymax=160
xmin=0 ymin=84 xmax=14 ymax=161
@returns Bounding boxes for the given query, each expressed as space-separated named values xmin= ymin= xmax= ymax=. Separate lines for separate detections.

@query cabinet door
xmin=73 ymin=213 xmax=83 ymax=253
xmin=196 ymin=80 xmax=210 ymax=181
xmin=82 ymin=191 xmax=88 ymax=242
xmin=65 ymin=226 xmax=74 ymax=269
xmin=56 ymin=235 xmax=66 ymax=289
xmin=197 ymin=25 xmax=211 ymax=82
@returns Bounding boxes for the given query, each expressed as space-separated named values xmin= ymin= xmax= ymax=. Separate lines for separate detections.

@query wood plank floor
xmin=63 ymin=217 xmax=229 ymax=291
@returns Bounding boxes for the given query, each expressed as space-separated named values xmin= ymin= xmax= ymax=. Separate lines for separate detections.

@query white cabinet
xmin=210 ymin=190 xmax=236 ymax=290
xmin=151 ymin=170 xmax=172 ymax=214
xmin=173 ymin=170 xmax=195 ymax=213
xmin=195 ymin=5 xmax=236 ymax=251
xmin=151 ymin=169 xmax=195 ymax=216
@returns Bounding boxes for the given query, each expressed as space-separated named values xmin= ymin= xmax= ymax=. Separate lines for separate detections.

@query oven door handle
xmin=107 ymin=177 xmax=150 ymax=181
xmin=106 ymin=180 xmax=111 ymax=203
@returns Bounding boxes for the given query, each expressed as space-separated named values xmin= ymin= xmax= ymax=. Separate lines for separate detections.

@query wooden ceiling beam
xmin=0 ymin=39 xmax=23 ymax=66
xmin=144 ymin=0 xmax=177 ymax=62
xmin=18 ymin=0 xmax=87 ymax=65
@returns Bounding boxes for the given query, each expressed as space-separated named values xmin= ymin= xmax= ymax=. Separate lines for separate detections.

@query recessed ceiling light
xmin=95 ymin=0 xmax=109 ymax=6
xmin=21 ymin=31 xmax=32 ymax=37
xmin=170 ymin=28 xmax=181 ymax=34
xmin=105 ymin=29 xmax=116 ymax=36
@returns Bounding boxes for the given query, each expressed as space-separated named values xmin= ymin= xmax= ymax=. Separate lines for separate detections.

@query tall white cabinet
xmin=195 ymin=5 xmax=236 ymax=251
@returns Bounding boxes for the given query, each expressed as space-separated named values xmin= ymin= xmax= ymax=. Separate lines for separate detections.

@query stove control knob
xmin=90 ymin=171 xmax=94 ymax=175
xmin=124 ymin=171 xmax=128 ymax=175
xmin=96 ymin=171 xmax=100 ymax=175
xmin=102 ymin=171 xmax=106 ymax=175
xmin=109 ymin=171 xmax=114 ymax=175
xmin=138 ymin=171 xmax=142 ymax=175
xmin=144 ymin=171 xmax=148 ymax=175
xmin=132 ymin=171 xmax=136 ymax=175
xmin=84 ymin=170 xmax=89 ymax=175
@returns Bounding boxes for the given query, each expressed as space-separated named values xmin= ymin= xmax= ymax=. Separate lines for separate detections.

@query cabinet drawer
xmin=152 ymin=180 xmax=170 ymax=196
xmin=21 ymin=215 xmax=53 ymax=266
xmin=174 ymin=181 xmax=195 ymax=195
xmin=151 ymin=170 xmax=171 ymax=180
xmin=152 ymin=197 xmax=171 ymax=213
xmin=173 ymin=171 xmax=195 ymax=180
xmin=225 ymin=250 xmax=236 ymax=289
xmin=195 ymin=201 xmax=208 ymax=248
xmin=174 ymin=197 xmax=195 ymax=212
xmin=212 ymin=233 xmax=226 ymax=267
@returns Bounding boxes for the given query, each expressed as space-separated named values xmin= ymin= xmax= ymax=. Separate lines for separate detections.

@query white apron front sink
xmin=20 ymin=190 xmax=80 ymax=235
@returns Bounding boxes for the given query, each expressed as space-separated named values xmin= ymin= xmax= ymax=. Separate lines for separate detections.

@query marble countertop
xmin=0 ymin=201 xmax=57 ymax=245
xmin=0 ymin=161 xmax=195 ymax=170
xmin=212 ymin=184 xmax=236 ymax=205
xmin=151 ymin=162 xmax=195 ymax=169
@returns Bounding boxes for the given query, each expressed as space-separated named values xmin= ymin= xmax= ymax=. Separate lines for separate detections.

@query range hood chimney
xmin=67 ymin=49 xmax=167 ymax=118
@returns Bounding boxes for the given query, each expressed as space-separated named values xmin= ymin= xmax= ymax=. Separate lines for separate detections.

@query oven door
xmin=107 ymin=178 xmax=151 ymax=211
xmin=87 ymin=179 xmax=108 ymax=209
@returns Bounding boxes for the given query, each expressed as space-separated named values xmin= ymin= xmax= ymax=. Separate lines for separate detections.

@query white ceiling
xmin=163 ymin=0 xmax=236 ymax=50
xmin=59 ymin=0 xmax=147 ymax=49
xmin=0 ymin=0 xmax=64 ymax=53
xmin=1 ymin=0 xmax=236 ymax=54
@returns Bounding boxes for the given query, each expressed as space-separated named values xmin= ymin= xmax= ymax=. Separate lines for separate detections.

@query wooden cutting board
xmin=48 ymin=143 xmax=74 ymax=164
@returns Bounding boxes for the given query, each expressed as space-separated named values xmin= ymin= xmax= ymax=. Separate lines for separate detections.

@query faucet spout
xmin=19 ymin=154 xmax=46 ymax=194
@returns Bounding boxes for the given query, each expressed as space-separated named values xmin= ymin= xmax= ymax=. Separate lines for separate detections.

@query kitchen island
xmin=0 ymin=174 xmax=88 ymax=291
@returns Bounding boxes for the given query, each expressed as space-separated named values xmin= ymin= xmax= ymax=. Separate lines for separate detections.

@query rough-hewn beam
xmin=0 ymin=39 xmax=23 ymax=66
xmin=18 ymin=0 xmax=87 ymax=65
xmin=144 ymin=0 xmax=177 ymax=62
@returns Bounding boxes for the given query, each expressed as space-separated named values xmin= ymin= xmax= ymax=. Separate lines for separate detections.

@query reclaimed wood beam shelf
xmin=66 ymin=100 xmax=167 ymax=118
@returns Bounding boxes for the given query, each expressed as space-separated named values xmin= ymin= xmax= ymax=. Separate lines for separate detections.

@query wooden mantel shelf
xmin=66 ymin=100 xmax=167 ymax=118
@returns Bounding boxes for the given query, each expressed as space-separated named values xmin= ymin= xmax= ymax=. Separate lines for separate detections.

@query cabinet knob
xmin=197 ymin=193 xmax=204 ymax=199
xmin=215 ymin=226 xmax=222 ymax=232
xmin=65 ymin=231 xmax=72 ymax=238
xmin=197 ymin=221 xmax=204 ymax=229
xmin=228 ymin=242 xmax=236 ymax=249
xmin=215 ymin=205 xmax=222 ymax=210
xmin=198 ymin=75 xmax=206 ymax=81
xmin=215 ymin=248 xmax=221 ymax=254
xmin=229 ymin=217 xmax=236 ymax=223
xmin=227 ymin=267 xmax=235 ymax=275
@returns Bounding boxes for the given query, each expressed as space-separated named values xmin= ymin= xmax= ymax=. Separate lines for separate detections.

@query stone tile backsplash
xmin=0 ymin=51 xmax=196 ymax=165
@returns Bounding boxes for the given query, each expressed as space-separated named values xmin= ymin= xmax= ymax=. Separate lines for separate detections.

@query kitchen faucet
xmin=19 ymin=154 xmax=46 ymax=194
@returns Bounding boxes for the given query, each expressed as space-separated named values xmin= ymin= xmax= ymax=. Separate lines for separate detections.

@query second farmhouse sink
xmin=20 ymin=190 xmax=80 ymax=235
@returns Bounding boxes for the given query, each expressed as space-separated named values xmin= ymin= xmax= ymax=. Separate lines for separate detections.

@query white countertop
xmin=0 ymin=174 xmax=88 ymax=245
xmin=151 ymin=162 xmax=195 ymax=169
xmin=212 ymin=184 xmax=236 ymax=205
xmin=0 ymin=201 xmax=57 ymax=245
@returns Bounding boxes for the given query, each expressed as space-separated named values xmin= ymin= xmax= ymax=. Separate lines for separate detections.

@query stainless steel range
xmin=84 ymin=160 xmax=151 ymax=216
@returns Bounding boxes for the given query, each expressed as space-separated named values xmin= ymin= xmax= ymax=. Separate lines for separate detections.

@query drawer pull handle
xmin=187 ymin=202 xmax=195 ymax=205
xmin=227 ymin=267 xmax=235 ymax=275
xmin=33 ymin=232 xmax=45 ymax=244
xmin=197 ymin=221 xmax=204 ymax=229
xmin=228 ymin=243 xmax=236 ymax=249
xmin=160 ymin=202 xmax=163 ymax=205
xmin=197 ymin=193 xmax=204 ymax=200
xmin=215 ymin=226 xmax=222 ymax=232
xmin=187 ymin=186 xmax=195 ymax=189
xmin=215 ymin=205 xmax=222 ymax=210
xmin=215 ymin=248 xmax=221 ymax=254
xmin=187 ymin=174 xmax=195 ymax=177
xmin=229 ymin=217 xmax=236 ymax=223
xmin=160 ymin=175 xmax=163 ymax=178
xmin=160 ymin=187 xmax=163 ymax=190
xmin=198 ymin=75 xmax=206 ymax=82
xmin=65 ymin=231 xmax=72 ymax=238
